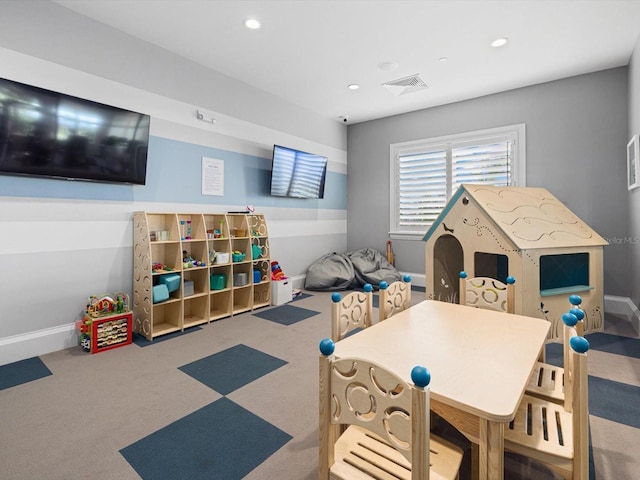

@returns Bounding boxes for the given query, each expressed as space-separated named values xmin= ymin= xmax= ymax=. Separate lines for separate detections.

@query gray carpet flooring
xmin=0 ymin=290 xmax=638 ymax=479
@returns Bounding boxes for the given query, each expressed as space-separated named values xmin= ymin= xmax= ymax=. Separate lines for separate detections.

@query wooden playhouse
xmin=423 ymin=184 xmax=608 ymax=340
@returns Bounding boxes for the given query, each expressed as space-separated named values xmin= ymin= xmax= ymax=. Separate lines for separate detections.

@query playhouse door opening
xmin=433 ymin=234 xmax=463 ymax=303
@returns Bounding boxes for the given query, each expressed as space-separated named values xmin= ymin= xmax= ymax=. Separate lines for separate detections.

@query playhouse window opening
xmin=539 ymin=253 xmax=590 ymax=295
xmin=474 ymin=252 xmax=509 ymax=282
xmin=389 ymin=124 xmax=526 ymax=239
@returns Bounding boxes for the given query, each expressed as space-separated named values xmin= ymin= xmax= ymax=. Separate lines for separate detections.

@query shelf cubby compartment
xmin=253 ymin=259 xmax=271 ymax=284
xmin=151 ymin=301 xmax=182 ymax=338
xmin=182 ymin=240 xmax=208 ymax=269
xmin=250 ymin=236 xmax=270 ymax=262
xmin=183 ymin=295 xmax=209 ymax=329
xmin=204 ymin=214 xmax=230 ymax=240
xmin=210 ymin=290 xmax=232 ymax=321
xmin=248 ymin=214 xmax=269 ymax=238
xmin=151 ymin=242 xmax=182 ymax=272
xmin=228 ymin=214 xmax=250 ymax=239
xmin=183 ymin=268 xmax=208 ymax=297
xmin=233 ymin=285 xmax=252 ymax=315
xmin=208 ymin=239 xmax=231 ymax=266
xmin=232 ymin=237 xmax=251 ymax=260
xmin=146 ymin=213 xmax=180 ymax=242
xmin=177 ymin=214 xmax=205 ymax=241
xmin=253 ymin=283 xmax=271 ymax=308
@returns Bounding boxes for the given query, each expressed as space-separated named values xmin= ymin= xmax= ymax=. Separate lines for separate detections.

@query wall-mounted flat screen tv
xmin=0 ymin=77 xmax=150 ymax=185
xmin=270 ymin=144 xmax=327 ymax=199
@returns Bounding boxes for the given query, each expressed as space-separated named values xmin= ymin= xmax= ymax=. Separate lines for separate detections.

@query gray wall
xmin=628 ymin=38 xmax=640 ymax=306
xmin=347 ymin=67 xmax=629 ymax=297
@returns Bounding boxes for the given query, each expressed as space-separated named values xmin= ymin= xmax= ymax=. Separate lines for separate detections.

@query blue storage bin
xmin=253 ymin=270 xmax=261 ymax=283
xmin=159 ymin=273 xmax=181 ymax=293
xmin=153 ymin=284 xmax=169 ymax=304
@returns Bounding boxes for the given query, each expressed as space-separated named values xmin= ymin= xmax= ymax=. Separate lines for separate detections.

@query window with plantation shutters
xmin=390 ymin=124 xmax=526 ymax=239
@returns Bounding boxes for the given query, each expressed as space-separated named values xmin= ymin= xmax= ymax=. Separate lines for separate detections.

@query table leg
xmin=471 ymin=443 xmax=479 ymax=480
xmin=479 ymin=419 xmax=504 ymax=480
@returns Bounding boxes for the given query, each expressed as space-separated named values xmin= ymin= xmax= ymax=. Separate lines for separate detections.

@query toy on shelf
xmin=79 ymin=292 xmax=133 ymax=354
xmin=182 ymin=250 xmax=206 ymax=269
xmin=153 ymin=263 xmax=174 ymax=273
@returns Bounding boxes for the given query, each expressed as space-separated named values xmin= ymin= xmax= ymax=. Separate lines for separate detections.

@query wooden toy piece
xmin=318 ymin=339 xmax=463 ymax=480
xmin=330 ymin=284 xmax=373 ymax=342
xmin=459 ymin=271 xmax=516 ymax=313
xmin=526 ymin=296 xmax=585 ymax=404
xmin=424 ymin=185 xmax=607 ymax=341
xmin=378 ymin=275 xmax=412 ymax=322
xmin=505 ymin=331 xmax=591 ymax=480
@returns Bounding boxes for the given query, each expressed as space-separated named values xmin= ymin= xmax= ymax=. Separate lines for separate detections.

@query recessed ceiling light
xmin=244 ymin=18 xmax=261 ymax=29
xmin=491 ymin=37 xmax=508 ymax=47
xmin=347 ymin=84 xmax=360 ymax=90
xmin=378 ymin=61 xmax=399 ymax=72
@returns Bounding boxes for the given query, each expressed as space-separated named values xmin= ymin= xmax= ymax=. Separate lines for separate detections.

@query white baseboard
xmin=604 ymin=295 xmax=640 ymax=336
xmin=0 ymin=323 xmax=78 ymax=367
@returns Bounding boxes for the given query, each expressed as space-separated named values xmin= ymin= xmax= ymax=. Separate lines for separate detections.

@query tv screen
xmin=270 ymin=144 xmax=327 ymax=199
xmin=0 ymin=77 xmax=150 ymax=185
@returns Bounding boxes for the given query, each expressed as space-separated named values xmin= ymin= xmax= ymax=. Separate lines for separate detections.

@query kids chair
xmin=504 ymin=313 xmax=590 ymax=480
xmin=330 ymin=284 xmax=373 ymax=342
xmin=526 ymin=295 xmax=585 ymax=403
xmin=458 ymin=271 xmax=516 ymax=313
xmin=378 ymin=275 xmax=412 ymax=322
xmin=318 ymin=339 xmax=463 ymax=480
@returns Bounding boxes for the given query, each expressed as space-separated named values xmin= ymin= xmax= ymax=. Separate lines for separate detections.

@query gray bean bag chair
xmin=304 ymin=248 xmax=401 ymax=291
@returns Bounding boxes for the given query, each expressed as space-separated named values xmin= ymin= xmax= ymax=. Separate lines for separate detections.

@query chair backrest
xmin=330 ymin=284 xmax=373 ymax=342
xmin=459 ymin=271 xmax=515 ymax=313
xmin=379 ymin=275 xmax=412 ymax=322
xmin=318 ymin=338 xmax=432 ymax=480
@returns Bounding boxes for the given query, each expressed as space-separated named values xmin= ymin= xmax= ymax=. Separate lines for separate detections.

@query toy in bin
xmin=271 ymin=261 xmax=287 ymax=281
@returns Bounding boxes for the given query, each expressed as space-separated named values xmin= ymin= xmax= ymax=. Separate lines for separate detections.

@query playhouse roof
xmin=423 ymin=184 xmax=608 ymax=250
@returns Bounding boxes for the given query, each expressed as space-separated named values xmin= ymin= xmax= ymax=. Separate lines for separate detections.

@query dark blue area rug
xmin=292 ymin=292 xmax=312 ymax=301
xmin=252 ymin=304 xmax=320 ymax=326
xmin=120 ymin=397 xmax=292 ymax=480
xmin=588 ymin=376 xmax=640 ymax=428
xmin=178 ymin=344 xmax=287 ymax=395
xmin=0 ymin=357 xmax=52 ymax=391
xmin=583 ymin=332 xmax=640 ymax=358
xmin=133 ymin=326 xmax=202 ymax=347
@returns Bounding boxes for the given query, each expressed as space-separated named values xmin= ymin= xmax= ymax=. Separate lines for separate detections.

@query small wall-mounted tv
xmin=270 ymin=144 xmax=327 ymax=199
xmin=0 ymin=77 xmax=150 ymax=185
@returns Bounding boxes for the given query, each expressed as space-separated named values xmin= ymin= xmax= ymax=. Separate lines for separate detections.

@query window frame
xmin=389 ymin=124 xmax=526 ymax=240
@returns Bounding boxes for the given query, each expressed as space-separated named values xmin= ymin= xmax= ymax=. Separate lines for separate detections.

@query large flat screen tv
xmin=270 ymin=144 xmax=327 ymax=199
xmin=0 ymin=77 xmax=150 ymax=185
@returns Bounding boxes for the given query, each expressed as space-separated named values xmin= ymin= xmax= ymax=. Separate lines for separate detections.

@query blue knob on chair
xmin=459 ymin=271 xmax=467 ymax=279
xmin=411 ymin=366 xmax=431 ymax=388
xmin=363 ymin=283 xmax=373 ymax=292
xmin=403 ymin=275 xmax=411 ymax=283
xmin=506 ymin=276 xmax=516 ymax=284
xmin=379 ymin=281 xmax=388 ymax=290
xmin=562 ymin=312 xmax=579 ymax=327
xmin=319 ymin=338 xmax=335 ymax=356
xmin=570 ymin=336 xmax=590 ymax=353
xmin=331 ymin=292 xmax=342 ymax=303
xmin=569 ymin=295 xmax=582 ymax=306
xmin=570 ymin=307 xmax=585 ymax=321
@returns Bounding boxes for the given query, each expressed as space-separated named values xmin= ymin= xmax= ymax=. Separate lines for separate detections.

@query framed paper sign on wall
xmin=628 ymin=135 xmax=639 ymax=190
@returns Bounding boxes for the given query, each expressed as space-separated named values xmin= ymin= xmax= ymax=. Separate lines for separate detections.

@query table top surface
xmin=332 ymin=300 xmax=550 ymax=422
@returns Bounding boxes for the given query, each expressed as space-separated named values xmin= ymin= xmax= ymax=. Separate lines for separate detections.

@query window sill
xmin=389 ymin=232 xmax=425 ymax=241
xmin=539 ymin=285 xmax=593 ymax=297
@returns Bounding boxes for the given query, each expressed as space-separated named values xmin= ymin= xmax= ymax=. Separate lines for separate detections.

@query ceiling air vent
xmin=382 ymin=73 xmax=429 ymax=96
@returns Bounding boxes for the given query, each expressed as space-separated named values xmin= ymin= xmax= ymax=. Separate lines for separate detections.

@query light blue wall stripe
xmin=0 ymin=136 xmax=347 ymax=210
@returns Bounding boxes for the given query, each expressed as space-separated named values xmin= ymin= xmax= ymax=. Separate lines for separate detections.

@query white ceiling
xmin=53 ymin=0 xmax=640 ymax=125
